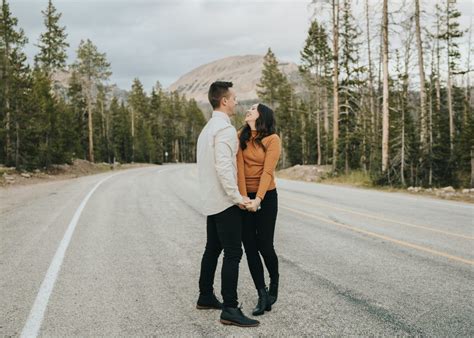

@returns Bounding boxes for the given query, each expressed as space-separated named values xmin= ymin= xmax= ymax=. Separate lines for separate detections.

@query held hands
xmin=246 ymin=197 xmax=262 ymax=212
xmin=238 ymin=196 xmax=262 ymax=212
xmin=238 ymin=196 xmax=251 ymax=210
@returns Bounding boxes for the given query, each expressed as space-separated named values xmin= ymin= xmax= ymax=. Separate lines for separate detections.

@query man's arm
xmin=214 ymin=127 xmax=244 ymax=205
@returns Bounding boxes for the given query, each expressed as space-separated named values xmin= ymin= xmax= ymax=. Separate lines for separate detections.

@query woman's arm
xmin=256 ymin=135 xmax=281 ymax=200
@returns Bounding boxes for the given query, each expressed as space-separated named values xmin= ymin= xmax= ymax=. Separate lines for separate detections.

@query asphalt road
xmin=1 ymin=164 xmax=473 ymax=336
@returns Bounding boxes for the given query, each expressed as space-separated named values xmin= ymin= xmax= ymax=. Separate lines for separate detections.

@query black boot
xmin=252 ymin=288 xmax=271 ymax=316
xmin=220 ymin=307 xmax=260 ymax=327
xmin=269 ymin=280 xmax=278 ymax=305
xmin=196 ymin=293 xmax=223 ymax=310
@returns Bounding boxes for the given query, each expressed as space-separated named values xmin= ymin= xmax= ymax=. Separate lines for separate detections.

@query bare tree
xmin=365 ymin=0 xmax=376 ymax=171
xmin=382 ymin=0 xmax=390 ymax=173
xmin=446 ymin=0 xmax=454 ymax=152
xmin=332 ymin=0 xmax=340 ymax=171
xmin=415 ymin=0 xmax=428 ymax=154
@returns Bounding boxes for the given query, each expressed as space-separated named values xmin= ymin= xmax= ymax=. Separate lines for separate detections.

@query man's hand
xmin=238 ymin=196 xmax=251 ymax=210
xmin=246 ymin=197 xmax=262 ymax=212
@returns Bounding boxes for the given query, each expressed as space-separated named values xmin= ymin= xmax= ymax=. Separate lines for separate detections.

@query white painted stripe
xmin=20 ymin=172 xmax=121 ymax=338
xmin=20 ymin=166 xmax=177 ymax=337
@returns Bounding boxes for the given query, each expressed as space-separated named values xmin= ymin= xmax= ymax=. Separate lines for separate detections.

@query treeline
xmin=0 ymin=0 xmax=205 ymax=169
xmin=256 ymin=0 xmax=473 ymax=188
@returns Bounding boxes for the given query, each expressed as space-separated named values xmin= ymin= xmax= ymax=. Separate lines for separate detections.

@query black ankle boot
xmin=220 ymin=307 xmax=260 ymax=327
xmin=269 ymin=280 xmax=279 ymax=305
xmin=252 ymin=287 xmax=271 ymax=316
xmin=196 ymin=293 xmax=223 ymax=310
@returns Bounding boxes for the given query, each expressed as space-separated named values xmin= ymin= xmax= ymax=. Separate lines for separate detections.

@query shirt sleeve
xmin=237 ymin=144 xmax=248 ymax=197
xmin=214 ymin=126 xmax=244 ymax=205
xmin=256 ymin=135 xmax=281 ymax=200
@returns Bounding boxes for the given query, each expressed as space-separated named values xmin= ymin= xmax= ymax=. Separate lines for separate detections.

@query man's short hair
xmin=208 ymin=81 xmax=233 ymax=109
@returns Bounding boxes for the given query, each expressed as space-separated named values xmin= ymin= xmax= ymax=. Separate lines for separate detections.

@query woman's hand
xmin=246 ymin=197 xmax=262 ymax=212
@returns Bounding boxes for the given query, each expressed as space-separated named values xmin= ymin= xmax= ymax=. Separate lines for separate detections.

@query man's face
xmin=223 ymin=88 xmax=238 ymax=115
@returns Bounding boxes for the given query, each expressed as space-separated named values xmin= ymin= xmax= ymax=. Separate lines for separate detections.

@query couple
xmin=196 ymin=81 xmax=281 ymax=327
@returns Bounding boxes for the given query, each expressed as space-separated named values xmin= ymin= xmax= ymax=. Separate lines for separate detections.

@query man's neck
xmin=215 ymin=108 xmax=232 ymax=118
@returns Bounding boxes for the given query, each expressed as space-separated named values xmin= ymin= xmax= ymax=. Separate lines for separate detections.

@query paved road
xmin=1 ymin=164 xmax=472 ymax=336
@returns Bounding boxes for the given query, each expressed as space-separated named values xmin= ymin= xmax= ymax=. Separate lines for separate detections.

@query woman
xmin=237 ymin=103 xmax=281 ymax=316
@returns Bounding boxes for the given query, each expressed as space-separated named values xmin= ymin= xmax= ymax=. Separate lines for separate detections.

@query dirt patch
xmin=276 ymin=164 xmax=332 ymax=182
xmin=0 ymin=159 xmax=156 ymax=188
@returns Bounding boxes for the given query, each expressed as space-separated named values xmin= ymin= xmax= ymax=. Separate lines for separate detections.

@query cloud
xmin=9 ymin=0 xmax=473 ymax=92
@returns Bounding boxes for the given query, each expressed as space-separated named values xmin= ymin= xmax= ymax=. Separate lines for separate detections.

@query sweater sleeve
xmin=214 ymin=127 xmax=244 ymax=205
xmin=237 ymin=145 xmax=248 ymax=197
xmin=256 ymin=135 xmax=281 ymax=200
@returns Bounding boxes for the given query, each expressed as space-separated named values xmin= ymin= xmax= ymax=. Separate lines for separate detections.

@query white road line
xmin=20 ymin=172 xmax=121 ymax=338
xmin=21 ymin=166 xmax=174 ymax=337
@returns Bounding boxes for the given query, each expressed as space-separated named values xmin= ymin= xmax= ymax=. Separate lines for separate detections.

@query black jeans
xmin=198 ymin=205 xmax=243 ymax=308
xmin=242 ymin=189 xmax=279 ymax=290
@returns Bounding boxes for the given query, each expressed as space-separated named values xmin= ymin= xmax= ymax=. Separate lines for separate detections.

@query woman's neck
xmin=248 ymin=122 xmax=256 ymax=131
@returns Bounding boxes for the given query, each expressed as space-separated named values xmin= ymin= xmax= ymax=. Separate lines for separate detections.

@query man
xmin=196 ymin=81 xmax=259 ymax=327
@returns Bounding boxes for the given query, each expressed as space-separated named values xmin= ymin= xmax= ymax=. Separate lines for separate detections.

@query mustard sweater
xmin=237 ymin=130 xmax=281 ymax=200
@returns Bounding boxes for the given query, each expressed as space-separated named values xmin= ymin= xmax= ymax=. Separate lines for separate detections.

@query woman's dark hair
xmin=239 ymin=103 xmax=276 ymax=151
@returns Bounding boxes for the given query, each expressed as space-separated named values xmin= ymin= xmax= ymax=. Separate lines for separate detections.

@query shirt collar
xmin=212 ymin=110 xmax=231 ymax=124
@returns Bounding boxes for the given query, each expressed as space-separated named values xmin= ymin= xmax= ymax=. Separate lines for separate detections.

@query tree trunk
xmin=323 ymin=85 xmax=329 ymax=164
xmin=428 ymin=50 xmax=435 ymax=186
xmin=382 ymin=0 xmax=390 ymax=173
xmin=87 ymin=93 xmax=94 ymax=163
xmin=15 ymin=120 xmax=19 ymax=168
xmin=131 ymin=108 xmax=135 ymax=162
xmin=415 ymin=0 xmax=428 ymax=152
xmin=463 ymin=22 xmax=472 ymax=129
xmin=401 ymin=48 xmax=411 ymax=187
xmin=471 ymin=146 xmax=474 ymax=188
xmin=361 ymin=95 xmax=367 ymax=172
xmin=365 ymin=0 xmax=376 ymax=171
xmin=5 ymin=89 xmax=11 ymax=165
xmin=332 ymin=0 xmax=340 ymax=172
xmin=446 ymin=0 xmax=454 ymax=153
xmin=316 ymin=110 xmax=322 ymax=165
xmin=345 ymin=97 xmax=349 ymax=175
xmin=401 ymin=106 xmax=406 ymax=186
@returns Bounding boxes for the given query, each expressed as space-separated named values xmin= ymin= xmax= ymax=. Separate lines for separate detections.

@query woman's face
xmin=245 ymin=104 xmax=260 ymax=123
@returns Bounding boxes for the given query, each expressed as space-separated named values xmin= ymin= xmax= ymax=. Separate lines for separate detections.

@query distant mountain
xmin=49 ymin=55 xmax=305 ymax=113
xmin=167 ymin=55 xmax=304 ymax=107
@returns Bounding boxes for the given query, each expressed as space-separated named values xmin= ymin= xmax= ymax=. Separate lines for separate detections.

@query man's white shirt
xmin=197 ymin=111 xmax=244 ymax=216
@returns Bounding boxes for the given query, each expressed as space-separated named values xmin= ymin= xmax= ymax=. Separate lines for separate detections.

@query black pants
xmin=198 ymin=205 xmax=243 ymax=308
xmin=242 ymin=189 xmax=279 ymax=290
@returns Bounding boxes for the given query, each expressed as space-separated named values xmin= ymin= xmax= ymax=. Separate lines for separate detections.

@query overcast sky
xmin=10 ymin=0 xmax=473 ymax=91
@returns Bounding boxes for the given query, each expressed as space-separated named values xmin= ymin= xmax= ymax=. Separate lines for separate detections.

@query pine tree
xmin=93 ymin=84 xmax=109 ymax=162
xmin=149 ymin=85 xmax=164 ymax=163
xmin=0 ymin=0 xmax=29 ymax=167
xmin=73 ymin=39 xmax=111 ymax=162
xmin=110 ymin=97 xmax=132 ymax=163
xmin=414 ymin=0 xmax=428 ymax=161
xmin=128 ymin=78 xmax=149 ymax=162
xmin=67 ymin=70 xmax=87 ymax=159
xmin=257 ymin=48 xmax=295 ymax=167
xmin=183 ymin=98 xmax=205 ymax=163
xmin=287 ymin=100 xmax=304 ymax=166
xmin=438 ymin=0 xmax=463 ymax=153
xmin=276 ymin=73 xmax=295 ymax=168
xmin=339 ymin=0 xmax=364 ymax=174
xmin=34 ymin=0 xmax=68 ymax=77
xmin=257 ymin=48 xmax=284 ymax=108
xmin=299 ymin=19 xmax=332 ymax=165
